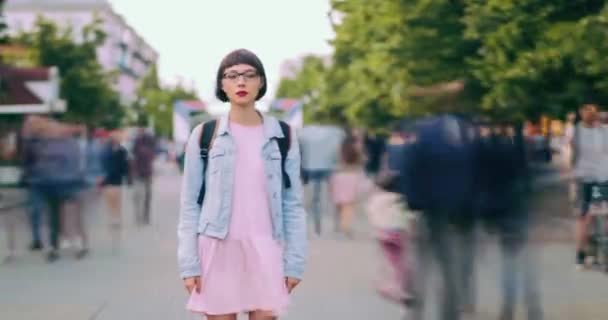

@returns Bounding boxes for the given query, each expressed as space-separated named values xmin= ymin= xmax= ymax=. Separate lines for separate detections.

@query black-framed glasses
xmin=223 ymin=70 xmax=259 ymax=82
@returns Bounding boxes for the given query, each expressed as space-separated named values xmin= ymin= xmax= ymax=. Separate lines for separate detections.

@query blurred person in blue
xmin=86 ymin=128 xmax=110 ymax=188
xmin=298 ymin=124 xmax=344 ymax=236
xmin=56 ymin=127 xmax=111 ymax=259
xmin=401 ymin=114 xmax=478 ymax=320
xmin=476 ymin=122 xmax=542 ymax=320
xmin=21 ymin=115 xmax=88 ymax=262
xmin=56 ymin=125 xmax=96 ymax=258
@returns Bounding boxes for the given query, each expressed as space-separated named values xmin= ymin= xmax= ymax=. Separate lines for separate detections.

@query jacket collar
xmin=216 ymin=111 xmax=284 ymax=140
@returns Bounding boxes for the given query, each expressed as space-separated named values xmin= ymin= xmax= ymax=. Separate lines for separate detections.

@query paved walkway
xmin=1 ymin=162 xmax=607 ymax=320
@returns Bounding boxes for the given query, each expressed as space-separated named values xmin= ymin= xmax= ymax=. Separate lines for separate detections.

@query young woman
xmin=177 ymin=49 xmax=307 ymax=320
xmin=329 ymin=134 xmax=369 ymax=238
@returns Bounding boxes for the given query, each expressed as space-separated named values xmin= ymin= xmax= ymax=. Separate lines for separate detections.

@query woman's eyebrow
xmin=225 ymin=68 xmax=257 ymax=73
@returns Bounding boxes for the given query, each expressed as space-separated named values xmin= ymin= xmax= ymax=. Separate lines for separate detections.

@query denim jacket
xmin=177 ymin=114 xmax=308 ymax=280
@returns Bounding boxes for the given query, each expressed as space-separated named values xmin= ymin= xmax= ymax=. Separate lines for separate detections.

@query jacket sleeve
xmin=281 ymin=128 xmax=308 ymax=280
xmin=177 ymin=124 xmax=204 ymax=279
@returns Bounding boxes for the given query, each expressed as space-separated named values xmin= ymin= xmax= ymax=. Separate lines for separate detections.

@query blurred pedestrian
xmin=364 ymin=131 xmax=386 ymax=177
xmin=177 ymin=49 xmax=307 ymax=320
xmin=367 ymin=124 xmax=415 ymax=304
xmin=476 ymin=123 xmax=542 ymax=320
xmin=58 ymin=129 xmax=90 ymax=259
xmin=99 ymin=129 xmax=131 ymax=251
xmin=59 ymin=197 xmax=89 ymax=259
xmin=131 ymin=126 xmax=156 ymax=225
xmin=21 ymin=116 xmax=87 ymax=262
xmin=329 ymin=135 xmax=369 ymax=238
xmin=402 ymin=114 xmax=478 ymax=320
xmin=299 ymin=124 xmax=344 ymax=236
xmin=562 ymin=113 xmax=577 ymax=202
xmin=571 ymin=103 xmax=605 ymax=269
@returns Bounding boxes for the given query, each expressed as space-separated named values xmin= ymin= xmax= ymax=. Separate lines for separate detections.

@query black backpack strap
xmin=277 ymin=121 xmax=292 ymax=189
xmin=196 ymin=120 xmax=218 ymax=206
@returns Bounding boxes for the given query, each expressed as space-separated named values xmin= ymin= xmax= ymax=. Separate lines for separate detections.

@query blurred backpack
xmin=403 ymin=115 xmax=477 ymax=212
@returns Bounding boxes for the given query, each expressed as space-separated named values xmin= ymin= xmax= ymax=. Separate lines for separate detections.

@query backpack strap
xmin=277 ymin=121 xmax=292 ymax=189
xmin=196 ymin=120 xmax=218 ymax=206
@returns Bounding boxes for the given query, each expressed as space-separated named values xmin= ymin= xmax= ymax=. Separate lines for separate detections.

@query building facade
xmin=4 ymin=0 xmax=158 ymax=104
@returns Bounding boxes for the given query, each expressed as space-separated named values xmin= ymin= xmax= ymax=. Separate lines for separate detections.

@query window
xmin=14 ymin=19 xmax=24 ymax=31
xmin=121 ymin=29 xmax=131 ymax=44
xmin=118 ymin=46 xmax=130 ymax=68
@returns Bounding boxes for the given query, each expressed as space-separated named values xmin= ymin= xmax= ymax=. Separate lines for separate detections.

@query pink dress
xmin=187 ymin=122 xmax=289 ymax=316
xmin=330 ymin=166 xmax=369 ymax=205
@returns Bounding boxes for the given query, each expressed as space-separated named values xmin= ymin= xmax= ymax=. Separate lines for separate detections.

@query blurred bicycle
xmin=587 ymin=182 xmax=608 ymax=273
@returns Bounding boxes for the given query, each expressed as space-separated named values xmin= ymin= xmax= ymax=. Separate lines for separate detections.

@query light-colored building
xmin=4 ymin=0 xmax=158 ymax=104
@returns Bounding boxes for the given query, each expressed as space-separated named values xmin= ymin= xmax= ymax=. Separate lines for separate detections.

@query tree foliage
xmin=463 ymin=0 xmax=608 ymax=120
xmin=275 ymin=55 xmax=328 ymax=122
xmin=16 ymin=17 xmax=125 ymax=128
xmin=135 ymin=65 xmax=198 ymax=138
xmin=0 ymin=0 xmax=8 ymax=45
xmin=277 ymin=0 xmax=608 ymax=128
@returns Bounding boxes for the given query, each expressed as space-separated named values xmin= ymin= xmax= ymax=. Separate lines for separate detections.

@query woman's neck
xmin=229 ymin=104 xmax=262 ymax=126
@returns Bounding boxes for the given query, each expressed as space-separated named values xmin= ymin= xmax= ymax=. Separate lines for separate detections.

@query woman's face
xmin=221 ymin=64 xmax=263 ymax=107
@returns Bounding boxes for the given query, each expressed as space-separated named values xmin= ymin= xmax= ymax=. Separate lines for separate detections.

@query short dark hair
xmin=215 ymin=49 xmax=267 ymax=102
xmin=340 ymin=137 xmax=363 ymax=165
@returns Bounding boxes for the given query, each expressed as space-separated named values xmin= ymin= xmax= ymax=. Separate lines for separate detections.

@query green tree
xmin=275 ymin=55 xmax=327 ymax=122
xmin=320 ymin=0 xmax=483 ymax=127
xmin=1 ymin=0 xmax=17 ymax=129
xmin=463 ymin=0 xmax=608 ymax=120
xmin=135 ymin=66 xmax=199 ymax=138
xmin=16 ymin=17 xmax=125 ymax=128
xmin=321 ymin=0 xmax=410 ymax=129
xmin=0 ymin=0 xmax=8 ymax=45
xmin=314 ymin=0 xmax=608 ymax=127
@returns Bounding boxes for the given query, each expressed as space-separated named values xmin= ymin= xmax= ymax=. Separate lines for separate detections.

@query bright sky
xmin=109 ymin=0 xmax=334 ymax=112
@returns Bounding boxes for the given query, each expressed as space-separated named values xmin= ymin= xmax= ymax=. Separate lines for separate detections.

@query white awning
xmin=0 ymin=100 xmax=66 ymax=114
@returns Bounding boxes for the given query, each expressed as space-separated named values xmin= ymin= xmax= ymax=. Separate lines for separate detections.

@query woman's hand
xmin=184 ymin=276 xmax=202 ymax=294
xmin=285 ymin=277 xmax=300 ymax=294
